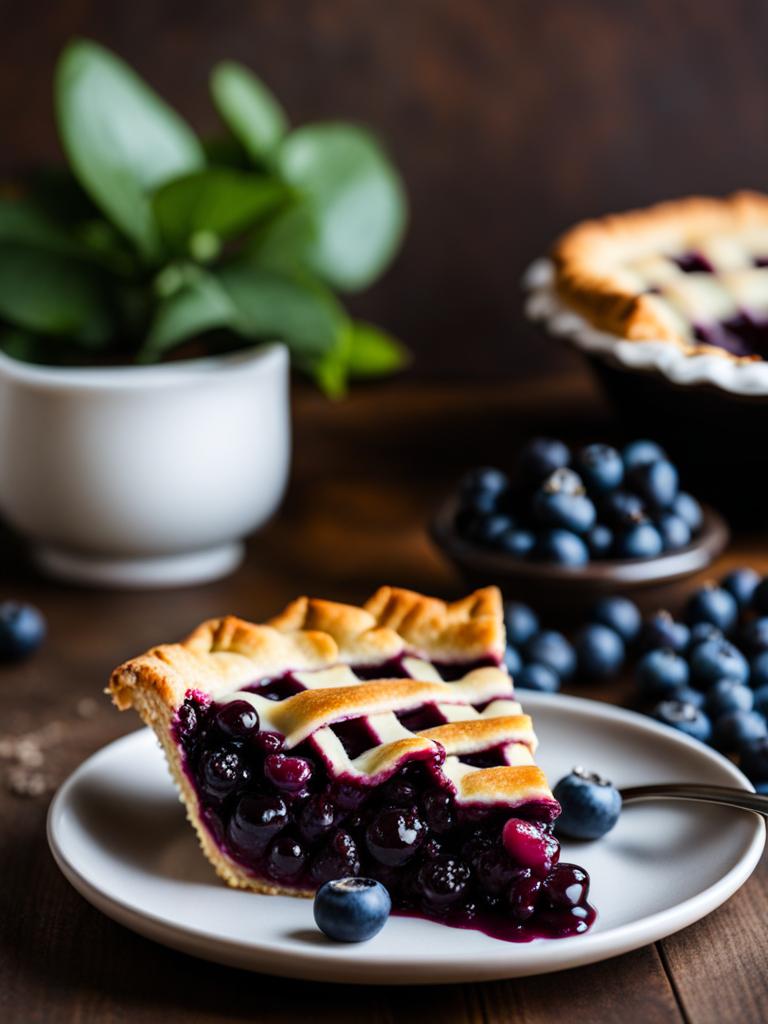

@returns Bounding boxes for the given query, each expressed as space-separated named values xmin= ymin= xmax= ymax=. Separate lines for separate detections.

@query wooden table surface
xmin=2 ymin=371 xmax=766 ymax=1024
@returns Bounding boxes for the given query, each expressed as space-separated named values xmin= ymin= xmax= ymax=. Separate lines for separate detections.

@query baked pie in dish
xmin=108 ymin=586 xmax=595 ymax=942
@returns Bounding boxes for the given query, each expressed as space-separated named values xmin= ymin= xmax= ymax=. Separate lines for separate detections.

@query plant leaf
xmin=140 ymin=269 xmax=237 ymax=361
xmin=344 ymin=320 xmax=409 ymax=378
xmin=211 ymin=62 xmax=288 ymax=164
xmin=0 ymin=198 xmax=87 ymax=257
xmin=55 ymin=39 xmax=204 ymax=260
xmin=0 ymin=244 xmax=111 ymax=345
xmin=152 ymin=168 xmax=290 ymax=255
xmin=266 ymin=123 xmax=407 ymax=292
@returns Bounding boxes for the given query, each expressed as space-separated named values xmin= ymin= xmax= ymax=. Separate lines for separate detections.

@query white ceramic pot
xmin=0 ymin=343 xmax=290 ymax=588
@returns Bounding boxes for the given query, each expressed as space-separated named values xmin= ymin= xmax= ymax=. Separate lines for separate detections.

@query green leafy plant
xmin=0 ymin=40 xmax=409 ymax=393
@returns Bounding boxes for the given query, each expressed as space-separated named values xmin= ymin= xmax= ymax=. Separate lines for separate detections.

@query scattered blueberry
xmin=577 ymin=444 xmax=624 ymax=492
xmin=652 ymin=700 xmax=712 ymax=743
xmin=739 ymin=737 xmax=768 ymax=783
xmin=657 ymin=513 xmax=691 ymax=551
xmin=518 ymin=437 xmax=571 ymax=481
xmin=0 ymin=602 xmax=46 ymax=662
xmin=690 ymin=638 xmax=749 ymax=688
xmin=714 ymin=710 xmax=768 ymax=753
xmin=722 ymin=567 xmax=760 ymax=609
xmin=671 ymin=492 xmax=704 ymax=532
xmin=622 ymin=439 xmax=667 ymax=470
xmin=553 ymin=767 xmax=622 ymax=840
xmin=614 ymin=522 xmax=663 ymax=559
xmin=590 ymin=596 xmax=642 ymax=643
xmin=313 ymin=877 xmax=391 ymax=942
xmin=705 ymin=680 xmax=754 ymax=717
xmin=504 ymin=601 xmax=540 ymax=647
xmin=574 ymin=624 xmax=625 ymax=679
xmin=685 ymin=584 xmax=738 ymax=633
xmin=639 ymin=611 xmax=690 ymax=653
xmin=525 ymin=630 xmax=576 ymax=680
xmin=636 ymin=649 xmax=689 ymax=697
xmin=535 ymin=529 xmax=589 ymax=566
xmin=515 ymin=663 xmax=561 ymax=692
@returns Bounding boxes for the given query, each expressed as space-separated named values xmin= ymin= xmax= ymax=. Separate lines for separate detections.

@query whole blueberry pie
xmin=108 ymin=586 xmax=595 ymax=941
xmin=553 ymin=191 xmax=768 ymax=359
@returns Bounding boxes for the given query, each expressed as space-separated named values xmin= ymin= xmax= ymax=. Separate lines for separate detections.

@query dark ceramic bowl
xmin=430 ymin=495 xmax=730 ymax=619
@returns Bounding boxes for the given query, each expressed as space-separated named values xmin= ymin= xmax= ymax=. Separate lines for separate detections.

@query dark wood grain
xmin=1 ymin=371 xmax=765 ymax=1022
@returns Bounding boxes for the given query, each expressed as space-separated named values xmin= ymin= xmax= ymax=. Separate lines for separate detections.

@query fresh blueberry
xmin=535 ymin=529 xmax=590 ymax=566
xmin=672 ymin=492 xmax=704 ymax=533
xmin=636 ymin=648 xmax=689 ymax=697
xmin=313 ymin=877 xmax=391 ymax=942
xmin=722 ymin=567 xmax=760 ymax=609
xmin=525 ymin=630 xmax=577 ymax=680
xmin=750 ymin=578 xmax=768 ymax=615
xmin=670 ymin=686 xmax=706 ymax=710
xmin=553 ymin=767 xmax=622 ymax=840
xmin=601 ymin=490 xmax=646 ymax=527
xmin=504 ymin=601 xmax=540 ymax=647
xmin=463 ymin=512 xmax=515 ymax=547
xmin=577 ymin=444 xmax=624 ymax=492
xmin=532 ymin=471 xmax=596 ymax=534
xmin=739 ymin=737 xmax=768 ymax=783
xmin=627 ymin=459 xmax=679 ymax=509
xmin=574 ymin=624 xmax=625 ymax=679
xmin=690 ymin=638 xmax=749 ymax=688
xmin=756 ymin=781 xmax=768 ymax=795
xmin=652 ymin=700 xmax=712 ymax=743
xmin=714 ymin=710 xmax=768 ymax=753
xmin=590 ymin=596 xmax=642 ymax=643
xmin=622 ymin=439 xmax=667 ymax=470
xmin=496 ymin=527 xmax=536 ymax=558
xmin=0 ymin=602 xmax=46 ymax=662
xmin=750 ymin=652 xmax=768 ymax=689
xmin=657 ymin=513 xmax=691 ymax=551
xmin=754 ymin=683 xmax=768 ymax=717
xmin=639 ymin=611 xmax=690 ymax=653
xmin=688 ymin=622 xmax=724 ymax=648
xmin=586 ymin=523 xmax=614 ymax=558
xmin=515 ymin=663 xmax=561 ymax=692
xmin=518 ymin=437 xmax=571 ymax=481
xmin=740 ymin=617 xmax=768 ymax=655
xmin=685 ymin=584 xmax=738 ymax=633
xmin=706 ymin=680 xmax=754 ymax=717
xmin=614 ymin=522 xmax=663 ymax=559
xmin=504 ymin=645 xmax=523 ymax=675
xmin=459 ymin=466 xmax=509 ymax=503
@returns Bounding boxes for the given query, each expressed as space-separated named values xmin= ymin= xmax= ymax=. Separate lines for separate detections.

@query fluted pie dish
xmin=108 ymin=586 xmax=595 ymax=941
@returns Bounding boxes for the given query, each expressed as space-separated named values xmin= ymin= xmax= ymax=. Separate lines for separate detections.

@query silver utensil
xmin=620 ymin=783 xmax=768 ymax=817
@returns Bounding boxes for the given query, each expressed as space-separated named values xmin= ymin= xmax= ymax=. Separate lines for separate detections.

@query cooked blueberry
xmin=574 ymin=624 xmax=625 ymax=679
xmin=636 ymin=648 xmax=689 ymax=697
xmin=590 ymin=595 xmax=642 ymax=643
xmin=639 ymin=610 xmax=690 ymax=653
xmin=366 ymin=808 xmax=426 ymax=866
xmin=751 ymin=578 xmax=768 ymax=615
xmin=200 ymin=748 xmax=249 ymax=799
xmin=714 ymin=710 xmax=768 ymax=752
xmin=518 ymin=437 xmax=571 ymax=481
xmin=0 ymin=601 xmax=46 ymax=661
xmin=614 ymin=522 xmax=663 ymax=559
xmin=506 ymin=867 xmax=542 ymax=921
xmin=672 ymin=492 xmax=704 ymax=532
xmin=475 ymin=846 xmax=518 ymax=895
xmin=311 ymin=830 xmax=361 ymax=883
xmin=706 ymin=680 xmax=754 ymax=717
xmin=686 ymin=584 xmax=738 ymax=633
xmin=515 ymin=663 xmax=561 ymax=692
xmin=496 ymin=527 xmax=536 ymax=558
xmin=504 ymin=645 xmax=523 ymax=675
xmin=264 ymin=753 xmax=313 ymax=793
xmin=543 ymin=863 xmax=590 ymax=908
xmin=601 ymin=490 xmax=646 ymax=527
xmin=553 ymin=768 xmax=621 ymax=839
xmin=228 ymin=793 xmax=288 ymax=854
xmin=214 ymin=700 xmax=260 ymax=739
xmin=266 ymin=834 xmax=307 ymax=880
xmin=586 ymin=523 xmax=614 ymax=558
xmin=504 ymin=601 xmax=540 ymax=647
xmin=298 ymin=794 xmax=337 ymax=842
xmin=577 ymin=443 xmax=624 ymax=492
xmin=657 ymin=513 xmax=691 ymax=551
xmin=652 ymin=701 xmax=712 ymax=743
xmin=314 ymin=877 xmax=391 ymax=942
xmin=525 ymin=630 xmax=577 ymax=680
xmin=690 ymin=638 xmax=749 ymax=687
xmin=253 ymin=731 xmax=284 ymax=754
xmin=739 ymin=737 xmax=768 ymax=782
xmin=627 ymin=459 xmax=678 ymax=509
xmin=417 ymin=855 xmax=471 ymax=908
xmin=501 ymin=818 xmax=560 ymax=878
xmin=378 ymin=775 xmax=417 ymax=808
xmin=423 ymin=789 xmax=456 ymax=833
xmin=740 ymin=617 xmax=768 ymax=655
xmin=535 ymin=529 xmax=589 ymax=566
xmin=175 ymin=700 xmax=199 ymax=743
xmin=622 ymin=439 xmax=667 ymax=470
xmin=532 ymin=472 xmax=596 ymax=534
xmin=722 ymin=567 xmax=760 ymax=609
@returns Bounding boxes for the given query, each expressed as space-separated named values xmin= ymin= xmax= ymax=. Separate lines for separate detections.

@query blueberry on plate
xmin=504 ymin=645 xmax=523 ymax=675
xmin=532 ymin=471 xmax=596 ymax=534
xmin=503 ymin=601 xmax=540 ymax=647
xmin=553 ymin=767 xmax=622 ymax=840
xmin=574 ymin=624 xmax=625 ymax=679
xmin=721 ymin=567 xmax=760 ymax=610
xmin=639 ymin=610 xmax=690 ymax=654
xmin=652 ymin=700 xmax=712 ymax=743
xmin=314 ymin=877 xmax=391 ymax=942
xmin=750 ymin=577 xmax=768 ymax=615
xmin=685 ymin=584 xmax=738 ymax=633
xmin=590 ymin=595 xmax=642 ymax=643
xmin=525 ymin=630 xmax=577 ymax=680
xmin=705 ymin=680 xmax=754 ymax=718
xmin=601 ymin=490 xmax=646 ymax=527
xmin=635 ymin=648 xmax=689 ymax=698
xmin=756 ymin=781 xmax=768 ymax=795
xmin=515 ymin=663 xmax=561 ymax=693
xmin=495 ymin=527 xmax=536 ymax=558
xmin=621 ymin=439 xmax=667 ymax=470
xmin=689 ymin=638 xmax=749 ymax=688
xmin=577 ymin=444 xmax=624 ymax=492
xmin=656 ymin=512 xmax=691 ymax=551
xmin=713 ymin=710 xmax=768 ymax=753
xmin=586 ymin=523 xmax=613 ymax=558
xmin=627 ymin=459 xmax=679 ymax=509
xmin=518 ymin=437 xmax=571 ymax=481
xmin=535 ymin=529 xmax=590 ymax=567
xmin=671 ymin=492 xmax=704 ymax=533
xmin=0 ymin=602 xmax=46 ymax=662
xmin=739 ymin=737 xmax=768 ymax=783
xmin=614 ymin=522 xmax=664 ymax=559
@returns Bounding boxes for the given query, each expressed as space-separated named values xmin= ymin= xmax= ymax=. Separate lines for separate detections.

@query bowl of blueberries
xmin=431 ymin=436 xmax=729 ymax=614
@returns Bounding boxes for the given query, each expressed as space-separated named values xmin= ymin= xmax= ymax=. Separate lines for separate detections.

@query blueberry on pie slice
xmin=108 ymin=586 xmax=595 ymax=941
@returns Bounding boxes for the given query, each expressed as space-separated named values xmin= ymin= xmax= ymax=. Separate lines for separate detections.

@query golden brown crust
xmin=551 ymin=191 xmax=768 ymax=360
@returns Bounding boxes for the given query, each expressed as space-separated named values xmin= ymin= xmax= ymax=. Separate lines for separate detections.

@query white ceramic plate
xmin=48 ymin=693 xmax=765 ymax=984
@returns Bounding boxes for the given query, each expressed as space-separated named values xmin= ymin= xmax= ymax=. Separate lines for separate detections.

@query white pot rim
xmin=0 ymin=341 xmax=288 ymax=393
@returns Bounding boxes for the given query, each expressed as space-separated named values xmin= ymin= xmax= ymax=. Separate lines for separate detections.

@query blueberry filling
xmin=172 ymin=678 xmax=596 ymax=942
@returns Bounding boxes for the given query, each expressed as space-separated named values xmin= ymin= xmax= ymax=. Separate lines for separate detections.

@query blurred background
xmin=5 ymin=0 xmax=768 ymax=379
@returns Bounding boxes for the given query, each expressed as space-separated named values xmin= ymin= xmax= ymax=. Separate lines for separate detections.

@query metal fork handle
xmin=620 ymin=783 xmax=768 ymax=818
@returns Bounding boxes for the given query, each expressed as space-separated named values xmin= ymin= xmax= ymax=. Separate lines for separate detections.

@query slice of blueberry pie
xmin=553 ymin=191 xmax=768 ymax=359
xmin=108 ymin=586 xmax=595 ymax=941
